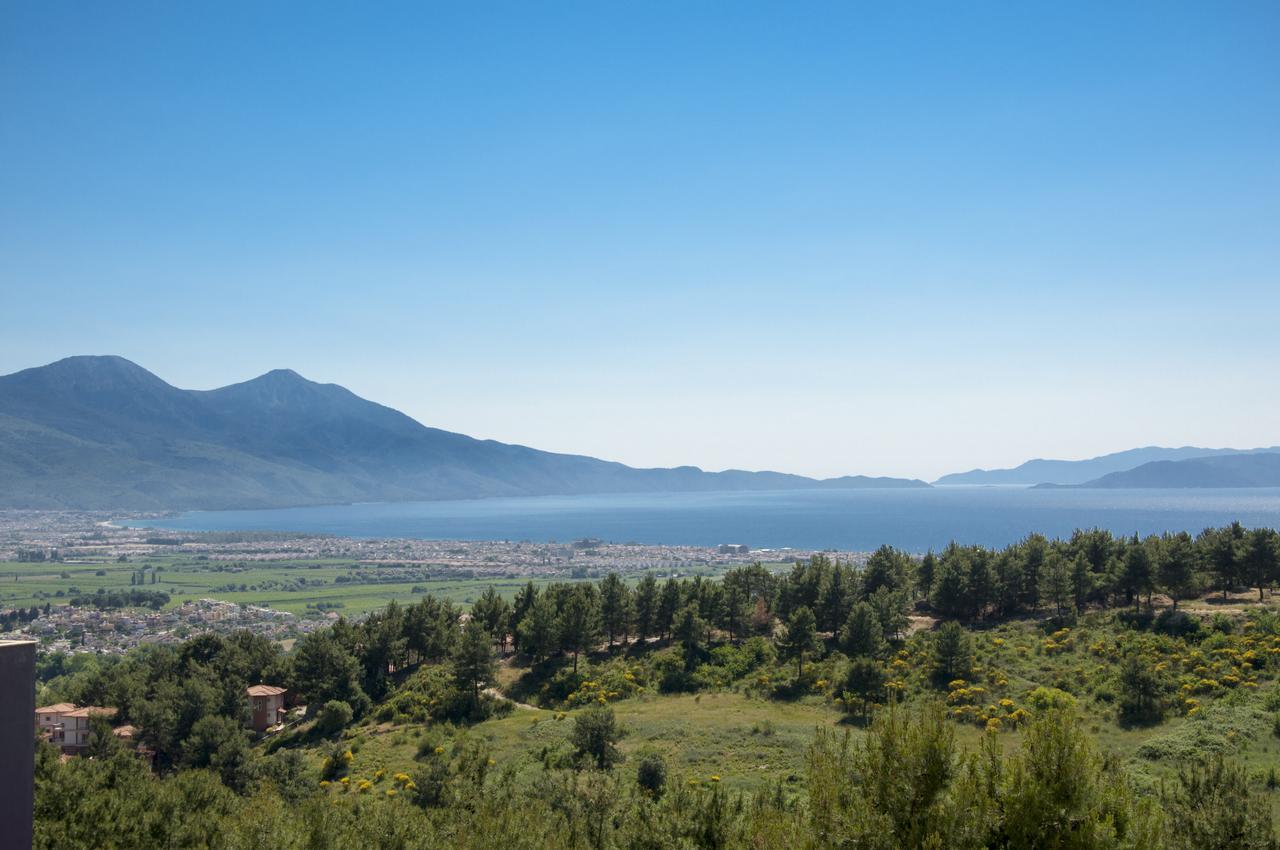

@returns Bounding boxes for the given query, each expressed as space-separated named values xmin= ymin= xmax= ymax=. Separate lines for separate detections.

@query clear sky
xmin=2 ymin=2 xmax=1278 ymax=482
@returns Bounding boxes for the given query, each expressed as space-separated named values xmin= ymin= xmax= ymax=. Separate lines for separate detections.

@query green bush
xmin=635 ymin=752 xmax=667 ymax=798
xmin=317 ymin=700 xmax=353 ymax=735
xmin=1025 ymin=686 xmax=1076 ymax=712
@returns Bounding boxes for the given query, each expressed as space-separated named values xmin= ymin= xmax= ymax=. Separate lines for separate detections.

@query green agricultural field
xmin=0 ymin=557 xmax=723 ymax=616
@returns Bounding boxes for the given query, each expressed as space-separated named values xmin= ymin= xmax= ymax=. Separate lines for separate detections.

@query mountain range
xmin=0 ymin=356 xmax=928 ymax=510
xmin=933 ymin=445 xmax=1280 ymax=486
xmin=1035 ymin=452 xmax=1280 ymax=490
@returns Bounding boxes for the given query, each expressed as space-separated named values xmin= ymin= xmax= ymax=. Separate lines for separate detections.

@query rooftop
xmin=64 ymin=706 xmax=117 ymax=718
xmin=246 ymin=684 xmax=286 ymax=697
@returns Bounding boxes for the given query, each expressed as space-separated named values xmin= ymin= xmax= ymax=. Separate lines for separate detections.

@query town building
xmin=60 ymin=706 xmax=117 ymax=751
xmin=34 ymin=703 xmax=118 ymax=752
xmin=35 ymin=702 xmax=76 ymax=744
xmin=246 ymin=684 xmax=287 ymax=732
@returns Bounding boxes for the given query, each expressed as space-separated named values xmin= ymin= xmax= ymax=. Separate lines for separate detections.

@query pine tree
xmin=517 ymin=595 xmax=558 ymax=663
xmin=452 ymin=619 xmax=496 ymax=706
xmin=842 ymin=657 xmax=886 ymax=718
xmin=672 ymin=602 xmax=706 ymax=666
xmin=1242 ymin=528 xmax=1280 ymax=602
xmin=780 ymin=606 xmax=820 ymax=676
xmin=1158 ymin=532 xmax=1199 ymax=609
xmin=656 ymin=578 xmax=682 ymax=639
xmin=1040 ymin=551 xmax=1074 ymax=618
xmin=916 ymin=551 xmax=937 ymax=602
xmin=839 ymin=601 xmax=886 ymax=658
xmin=633 ymin=575 xmax=658 ymax=641
xmin=557 ymin=585 xmax=602 ymax=673
xmin=599 ymin=573 xmax=632 ymax=647
xmin=817 ymin=565 xmax=851 ymax=632
xmin=931 ymin=621 xmax=972 ymax=685
xmin=510 ymin=582 xmax=538 ymax=651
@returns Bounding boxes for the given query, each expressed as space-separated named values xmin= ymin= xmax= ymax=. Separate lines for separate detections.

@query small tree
xmin=839 ymin=602 xmax=885 ymax=659
xmin=1119 ymin=539 xmax=1155 ymax=611
xmin=85 ymin=714 xmax=123 ymax=760
xmin=868 ymin=587 xmax=908 ymax=641
xmin=572 ymin=705 xmax=624 ymax=770
xmin=656 ymin=579 xmax=682 ymax=640
xmin=317 ymin=699 xmax=353 ymax=735
xmin=471 ymin=587 xmax=513 ymax=651
xmin=517 ymin=596 xmax=558 ymax=663
xmin=842 ymin=657 xmax=887 ymax=718
xmin=1040 ymin=552 xmax=1074 ymax=619
xmin=635 ymin=752 xmax=667 ymax=798
xmin=1162 ymin=756 xmax=1275 ymax=850
xmin=452 ymin=619 xmax=496 ymax=706
xmin=672 ymin=602 xmax=706 ymax=667
xmin=1241 ymin=528 xmax=1280 ymax=602
xmin=599 ymin=572 xmax=633 ymax=647
xmin=931 ymin=621 xmax=973 ymax=686
xmin=1158 ymin=532 xmax=1199 ymax=610
xmin=1117 ymin=656 xmax=1164 ymax=726
xmin=558 ymin=586 xmax=602 ymax=673
xmin=633 ymin=575 xmax=659 ymax=641
xmin=916 ymin=551 xmax=937 ymax=602
xmin=780 ymin=606 xmax=820 ymax=676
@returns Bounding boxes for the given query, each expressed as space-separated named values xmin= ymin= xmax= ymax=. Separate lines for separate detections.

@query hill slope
xmin=1050 ymin=452 xmax=1280 ymax=489
xmin=934 ymin=445 xmax=1280 ymax=486
xmin=0 ymin=356 xmax=928 ymax=510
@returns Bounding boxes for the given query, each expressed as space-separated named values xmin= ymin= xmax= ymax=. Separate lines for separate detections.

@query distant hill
xmin=0 ymin=356 xmax=929 ymax=510
xmin=934 ymin=445 xmax=1280 ymax=486
xmin=1036 ymin=452 xmax=1280 ymax=489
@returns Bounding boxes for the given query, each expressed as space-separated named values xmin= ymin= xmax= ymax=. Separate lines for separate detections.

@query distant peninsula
xmin=0 ymin=356 xmax=929 ymax=511
xmin=935 ymin=445 xmax=1280 ymax=487
xmin=1035 ymin=452 xmax=1280 ymax=489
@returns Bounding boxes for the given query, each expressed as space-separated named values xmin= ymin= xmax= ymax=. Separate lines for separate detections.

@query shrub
xmin=571 ymin=705 xmax=624 ymax=770
xmin=1154 ymin=609 xmax=1202 ymax=639
xmin=1117 ymin=657 xmax=1166 ymax=726
xmin=1161 ymin=756 xmax=1274 ymax=849
xmin=842 ymin=657 xmax=887 ymax=717
xmin=635 ymin=753 xmax=667 ymax=798
xmin=1210 ymin=614 xmax=1235 ymax=635
xmin=1025 ymin=686 xmax=1076 ymax=712
xmin=652 ymin=651 xmax=693 ymax=693
xmin=318 ymin=700 xmax=354 ymax=735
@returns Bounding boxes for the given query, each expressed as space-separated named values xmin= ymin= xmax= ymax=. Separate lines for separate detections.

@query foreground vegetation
xmin=32 ymin=524 xmax=1280 ymax=848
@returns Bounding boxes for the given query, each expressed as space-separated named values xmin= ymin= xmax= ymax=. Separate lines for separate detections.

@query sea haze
xmin=127 ymin=487 xmax=1280 ymax=552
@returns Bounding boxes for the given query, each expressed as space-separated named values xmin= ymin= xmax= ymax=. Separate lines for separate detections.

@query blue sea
xmin=125 ymin=487 xmax=1280 ymax=553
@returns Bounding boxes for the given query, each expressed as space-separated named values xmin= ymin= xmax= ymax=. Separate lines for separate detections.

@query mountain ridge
xmin=1034 ymin=452 xmax=1280 ymax=489
xmin=934 ymin=444 xmax=1280 ymax=486
xmin=0 ymin=356 xmax=929 ymax=510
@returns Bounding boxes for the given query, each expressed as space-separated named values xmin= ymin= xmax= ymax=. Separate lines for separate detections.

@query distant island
xmin=0 ymin=356 xmax=929 ymax=511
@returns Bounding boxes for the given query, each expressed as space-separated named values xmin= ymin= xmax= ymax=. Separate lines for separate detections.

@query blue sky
xmin=2 ymin=2 xmax=1278 ymax=481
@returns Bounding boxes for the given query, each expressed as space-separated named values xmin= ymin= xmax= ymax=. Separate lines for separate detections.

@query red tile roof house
xmin=34 ymin=702 xmax=76 ymax=746
xmin=45 ymin=706 xmax=117 ymax=752
xmin=246 ymin=685 xmax=287 ymax=733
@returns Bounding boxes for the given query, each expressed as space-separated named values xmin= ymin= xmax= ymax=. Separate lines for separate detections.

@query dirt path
xmin=483 ymin=687 xmax=539 ymax=711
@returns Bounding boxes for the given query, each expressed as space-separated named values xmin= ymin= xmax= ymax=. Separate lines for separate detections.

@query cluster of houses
xmin=8 ymin=599 xmax=317 ymax=656
xmin=35 ymin=683 xmax=289 ymax=755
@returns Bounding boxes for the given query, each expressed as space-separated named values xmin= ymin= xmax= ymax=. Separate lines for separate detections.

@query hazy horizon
xmin=4 ymin=3 xmax=1278 ymax=481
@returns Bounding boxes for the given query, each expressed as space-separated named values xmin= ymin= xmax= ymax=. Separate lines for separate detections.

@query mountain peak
xmin=257 ymin=368 xmax=306 ymax=382
xmin=1 ymin=355 xmax=173 ymax=394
